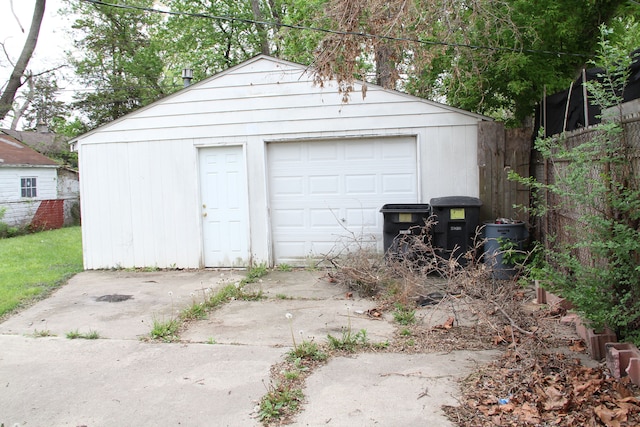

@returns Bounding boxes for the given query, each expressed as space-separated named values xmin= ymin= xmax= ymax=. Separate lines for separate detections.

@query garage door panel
xmin=277 ymin=241 xmax=307 ymax=258
xmin=310 ymin=208 xmax=341 ymax=227
xmin=269 ymin=137 xmax=417 ymax=264
xmin=308 ymin=142 xmax=338 ymax=161
xmin=309 ymin=176 xmax=340 ymax=194
xmin=345 ymin=141 xmax=375 ymax=159
xmin=346 ymin=207 xmax=378 ymax=227
xmin=345 ymin=174 xmax=377 ymax=194
xmin=272 ymin=209 xmax=305 ymax=227
xmin=382 ymin=174 xmax=416 ymax=193
xmin=271 ymin=142 xmax=303 ymax=162
xmin=272 ymin=176 xmax=304 ymax=195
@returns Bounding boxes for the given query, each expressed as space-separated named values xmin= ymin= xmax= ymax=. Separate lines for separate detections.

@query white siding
xmin=76 ymin=56 xmax=485 ymax=269
xmin=79 ymin=141 xmax=201 ymax=269
xmin=0 ymin=167 xmax=58 ymax=226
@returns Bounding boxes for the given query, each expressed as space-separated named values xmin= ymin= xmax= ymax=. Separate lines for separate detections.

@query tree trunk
xmin=10 ymin=77 xmax=34 ymax=130
xmin=251 ymin=0 xmax=270 ymax=56
xmin=375 ymin=42 xmax=396 ymax=89
xmin=0 ymin=0 xmax=46 ymax=121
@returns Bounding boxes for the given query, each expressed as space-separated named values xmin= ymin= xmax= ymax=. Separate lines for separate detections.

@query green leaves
xmin=513 ymin=26 xmax=640 ymax=344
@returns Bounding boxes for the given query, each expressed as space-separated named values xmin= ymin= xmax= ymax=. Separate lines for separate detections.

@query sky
xmin=0 ymin=0 xmax=76 ymax=128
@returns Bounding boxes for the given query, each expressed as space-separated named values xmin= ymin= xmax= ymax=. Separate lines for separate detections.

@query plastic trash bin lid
xmin=379 ymin=203 xmax=431 ymax=213
xmin=429 ymin=196 xmax=482 ymax=207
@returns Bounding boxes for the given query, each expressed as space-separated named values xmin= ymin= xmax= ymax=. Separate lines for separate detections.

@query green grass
xmin=0 ymin=226 xmax=83 ymax=318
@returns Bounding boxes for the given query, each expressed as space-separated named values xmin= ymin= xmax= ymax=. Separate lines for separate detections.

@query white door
xmin=268 ymin=137 xmax=418 ymax=264
xmin=199 ymin=146 xmax=249 ymax=267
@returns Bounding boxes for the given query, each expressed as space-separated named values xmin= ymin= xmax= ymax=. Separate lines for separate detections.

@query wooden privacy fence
xmin=477 ymin=121 xmax=532 ymax=224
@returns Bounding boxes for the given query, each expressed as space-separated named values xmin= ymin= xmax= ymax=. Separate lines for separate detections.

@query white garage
xmin=268 ymin=137 xmax=417 ymax=263
xmin=72 ymin=55 xmax=488 ymax=269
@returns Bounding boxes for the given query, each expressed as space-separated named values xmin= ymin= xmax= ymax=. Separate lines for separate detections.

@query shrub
xmin=512 ymin=28 xmax=640 ymax=344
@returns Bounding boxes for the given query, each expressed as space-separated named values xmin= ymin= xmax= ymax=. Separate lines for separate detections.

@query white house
xmin=0 ymin=133 xmax=60 ymax=228
xmin=72 ymin=55 xmax=489 ymax=269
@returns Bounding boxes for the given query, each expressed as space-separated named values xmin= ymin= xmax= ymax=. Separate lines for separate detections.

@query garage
xmin=268 ymin=137 xmax=417 ymax=263
xmin=72 ymin=55 xmax=487 ymax=269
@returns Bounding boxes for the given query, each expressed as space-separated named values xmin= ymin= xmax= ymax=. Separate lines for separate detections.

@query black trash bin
xmin=483 ymin=221 xmax=529 ymax=279
xmin=380 ymin=204 xmax=432 ymax=256
xmin=430 ymin=196 xmax=482 ymax=264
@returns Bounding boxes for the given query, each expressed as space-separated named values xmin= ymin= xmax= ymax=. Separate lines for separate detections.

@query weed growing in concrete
xmin=241 ymin=262 xmax=268 ymax=285
xmin=287 ymin=340 xmax=327 ymax=362
xmin=149 ymin=317 xmax=180 ymax=342
xmin=259 ymin=382 xmax=304 ymax=423
xmin=206 ymin=337 xmax=217 ymax=344
xmin=276 ymin=293 xmax=292 ymax=300
xmin=393 ymin=303 xmax=417 ymax=325
xmin=32 ymin=329 xmax=54 ymax=338
xmin=277 ymin=263 xmax=293 ymax=272
xmin=147 ymin=272 xmax=269 ymax=342
xmin=66 ymin=329 xmax=100 ymax=340
xmin=327 ymin=306 xmax=369 ymax=352
xmin=181 ymin=292 xmax=208 ymax=321
xmin=327 ymin=328 xmax=368 ymax=352
xmin=236 ymin=288 xmax=265 ymax=301
xmin=283 ymin=370 xmax=300 ymax=380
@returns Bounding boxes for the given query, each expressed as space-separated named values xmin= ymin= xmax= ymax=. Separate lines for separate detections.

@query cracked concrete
xmin=0 ymin=269 xmax=499 ymax=426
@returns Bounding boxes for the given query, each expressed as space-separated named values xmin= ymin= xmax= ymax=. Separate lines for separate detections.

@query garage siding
xmin=74 ymin=56 xmax=486 ymax=269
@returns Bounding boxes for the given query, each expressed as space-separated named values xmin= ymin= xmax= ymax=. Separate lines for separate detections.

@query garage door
xmin=268 ymin=137 xmax=418 ymax=264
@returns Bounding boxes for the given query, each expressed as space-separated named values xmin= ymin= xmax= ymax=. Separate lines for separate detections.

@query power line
xmin=79 ymin=0 xmax=589 ymax=58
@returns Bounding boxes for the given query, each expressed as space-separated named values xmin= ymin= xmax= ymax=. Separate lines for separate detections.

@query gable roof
xmin=0 ymin=132 xmax=59 ymax=167
xmin=71 ymin=55 xmax=490 ymax=143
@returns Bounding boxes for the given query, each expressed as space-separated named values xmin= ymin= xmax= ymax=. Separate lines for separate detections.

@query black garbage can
xmin=430 ymin=196 xmax=482 ymax=264
xmin=380 ymin=204 xmax=432 ymax=256
xmin=483 ymin=221 xmax=529 ymax=279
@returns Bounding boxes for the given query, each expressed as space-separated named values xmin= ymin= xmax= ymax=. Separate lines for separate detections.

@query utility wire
xmin=79 ymin=0 xmax=589 ymax=58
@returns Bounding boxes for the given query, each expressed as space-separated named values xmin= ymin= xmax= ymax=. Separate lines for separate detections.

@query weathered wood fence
xmin=477 ymin=122 xmax=532 ymax=224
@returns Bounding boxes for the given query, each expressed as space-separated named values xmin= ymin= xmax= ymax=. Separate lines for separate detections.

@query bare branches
xmin=10 ymin=0 xmax=26 ymax=33
xmin=0 ymin=0 xmax=46 ymax=121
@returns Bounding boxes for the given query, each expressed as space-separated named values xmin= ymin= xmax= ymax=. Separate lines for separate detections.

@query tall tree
xmin=312 ymin=0 xmax=631 ymax=125
xmin=67 ymin=0 xmax=168 ymax=129
xmin=20 ymin=75 xmax=68 ymax=131
xmin=159 ymin=0 xmax=328 ymax=79
xmin=158 ymin=0 xmax=266 ymax=80
xmin=0 ymin=0 xmax=46 ymax=121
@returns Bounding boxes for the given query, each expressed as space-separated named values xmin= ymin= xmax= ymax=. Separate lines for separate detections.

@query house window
xmin=21 ymin=177 xmax=37 ymax=198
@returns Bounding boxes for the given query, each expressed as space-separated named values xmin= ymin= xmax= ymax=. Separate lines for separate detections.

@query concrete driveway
xmin=0 ymin=269 xmax=499 ymax=426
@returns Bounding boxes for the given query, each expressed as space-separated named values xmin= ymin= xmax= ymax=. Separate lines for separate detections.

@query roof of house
xmin=0 ymin=128 xmax=69 ymax=155
xmin=0 ymin=132 xmax=59 ymax=167
xmin=71 ymin=55 xmax=491 ymax=144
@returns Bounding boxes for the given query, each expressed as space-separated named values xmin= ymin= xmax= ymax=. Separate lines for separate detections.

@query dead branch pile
xmin=322 ymin=225 xmax=640 ymax=426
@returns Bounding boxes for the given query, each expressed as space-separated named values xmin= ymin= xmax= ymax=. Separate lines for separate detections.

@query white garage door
xmin=268 ymin=137 xmax=418 ymax=264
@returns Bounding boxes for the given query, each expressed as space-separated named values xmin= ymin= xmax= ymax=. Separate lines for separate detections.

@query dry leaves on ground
xmin=444 ymin=348 xmax=640 ymax=426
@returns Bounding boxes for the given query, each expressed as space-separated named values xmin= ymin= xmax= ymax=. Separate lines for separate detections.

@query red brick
xmin=534 ymin=281 xmax=572 ymax=310
xmin=606 ymin=343 xmax=640 ymax=378
xmin=626 ymin=358 xmax=640 ymax=386
xmin=574 ymin=316 xmax=617 ymax=360
xmin=31 ymin=199 xmax=64 ymax=230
